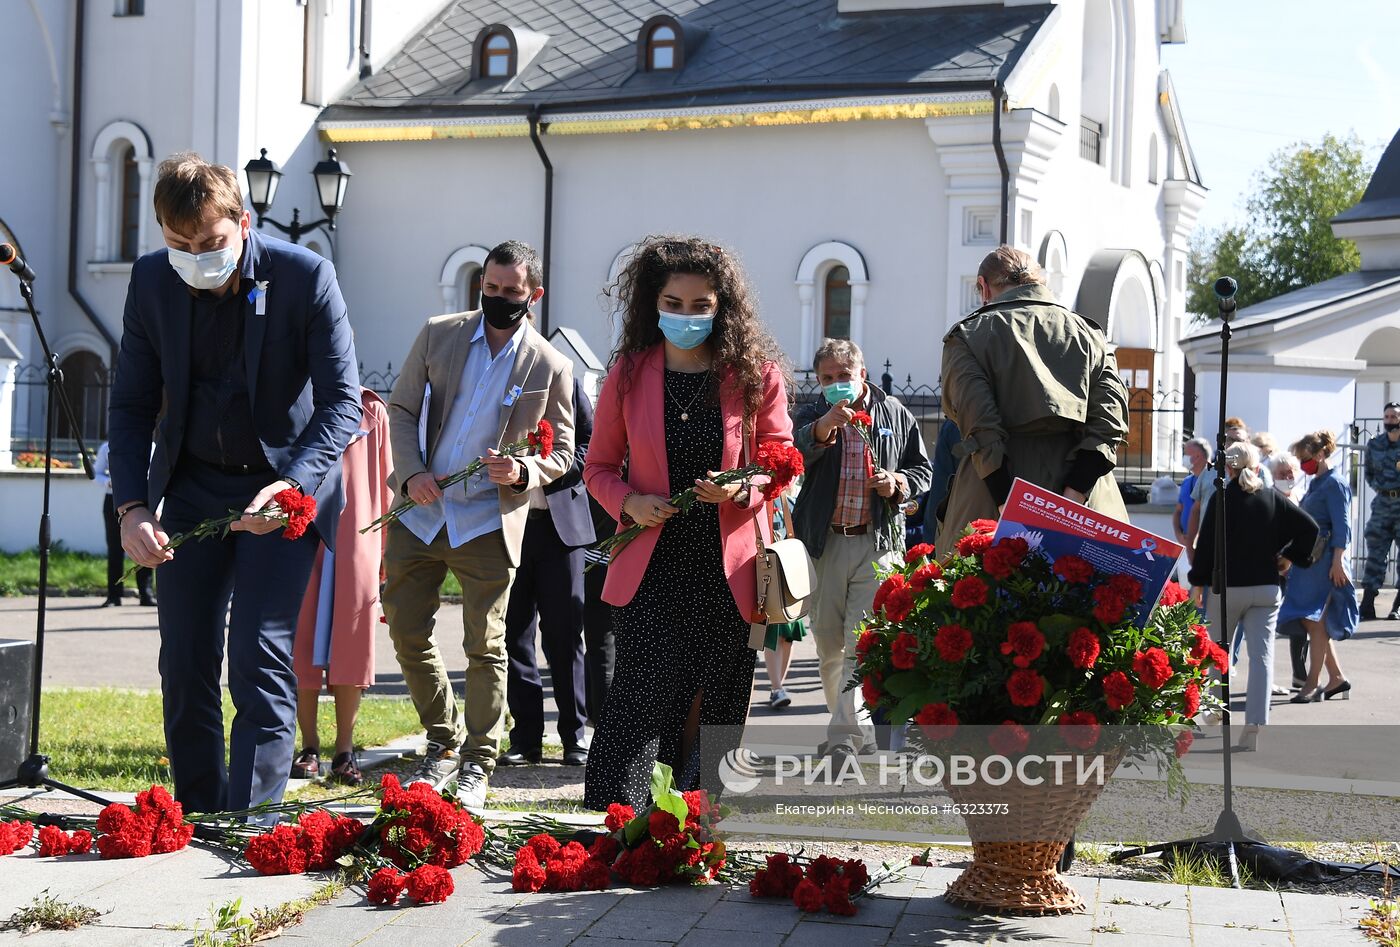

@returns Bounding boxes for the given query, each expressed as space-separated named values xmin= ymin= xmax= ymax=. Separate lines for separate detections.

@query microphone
xmin=0 ymin=244 xmax=37 ymax=284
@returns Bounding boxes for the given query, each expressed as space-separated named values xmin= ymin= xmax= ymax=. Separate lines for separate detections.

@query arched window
xmin=481 ymin=30 xmax=515 ymax=79
xmin=823 ymin=266 xmax=851 ymax=339
xmin=457 ymin=266 xmax=483 ymax=311
xmin=56 ymin=351 xmax=107 ymax=443
xmin=1047 ymin=83 xmax=1061 ymax=121
xmin=439 ymin=245 xmax=491 ymax=314
xmin=90 ymin=120 xmax=152 ymax=268
xmin=646 ymin=24 xmax=679 ymax=70
xmin=119 ymin=145 xmax=141 ymax=261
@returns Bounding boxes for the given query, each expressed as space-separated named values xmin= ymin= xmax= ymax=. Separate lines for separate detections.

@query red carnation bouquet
xmin=125 ymin=487 xmax=317 ymax=579
xmin=591 ymin=441 xmax=804 ymax=565
xmin=362 ymin=419 xmax=555 ymax=534
xmin=852 ymin=521 xmax=1219 ymax=783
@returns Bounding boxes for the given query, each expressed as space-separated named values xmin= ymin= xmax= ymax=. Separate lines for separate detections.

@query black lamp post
xmin=243 ymin=147 xmax=352 ymax=244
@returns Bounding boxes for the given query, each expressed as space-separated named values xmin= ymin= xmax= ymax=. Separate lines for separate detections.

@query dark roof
xmin=1333 ymin=128 xmax=1400 ymax=225
xmin=1181 ymin=268 xmax=1400 ymax=343
xmin=327 ymin=0 xmax=1053 ymax=117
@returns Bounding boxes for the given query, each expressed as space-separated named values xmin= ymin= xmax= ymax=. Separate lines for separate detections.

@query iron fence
xmin=7 ymin=361 xmax=111 ymax=463
xmin=1079 ymin=117 xmax=1103 ymax=164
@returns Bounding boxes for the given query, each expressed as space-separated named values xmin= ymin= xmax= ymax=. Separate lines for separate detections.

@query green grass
xmin=0 ymin=548 xmax=464 ymax=597
xmin=0 ymin=546 xmax=108 ymax=595
xmin=3 ymin=892 xmax=104 ymax=933
xmin=38 ymin=688 xmax=423 ymax=792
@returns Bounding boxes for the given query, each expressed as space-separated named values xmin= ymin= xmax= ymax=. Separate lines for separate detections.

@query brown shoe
xmin=290 ymin=748 xmax=320 ymax=779
xmin=329 ymin=751 xmax=363 ymax=786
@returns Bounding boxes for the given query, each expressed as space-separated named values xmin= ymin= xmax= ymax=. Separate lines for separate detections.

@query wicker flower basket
xmin=941 ymin=750 xmax=1122 ymax=914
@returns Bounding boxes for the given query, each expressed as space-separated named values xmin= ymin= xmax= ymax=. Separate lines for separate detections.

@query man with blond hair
xmin=109 ymin=152 xmax=360 ymax=814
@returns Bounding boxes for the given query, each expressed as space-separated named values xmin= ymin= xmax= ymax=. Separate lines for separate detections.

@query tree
xmin=1188 ymin=132 xmax=1372 ymax=318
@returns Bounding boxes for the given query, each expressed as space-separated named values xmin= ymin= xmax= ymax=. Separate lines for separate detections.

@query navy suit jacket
xmin=542 ymin=376 xmax=596 ymax=549
xmin=107 ymin=229 xmax=361 ymax=550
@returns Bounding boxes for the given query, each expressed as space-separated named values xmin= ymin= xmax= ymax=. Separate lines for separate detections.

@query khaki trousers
xmin=809 ymin=530 xmax=898 ymax=752
xmin=383 ymin=521 xmax=515 ymax=775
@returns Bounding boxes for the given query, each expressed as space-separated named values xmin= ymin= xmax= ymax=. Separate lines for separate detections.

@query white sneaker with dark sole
xmin=404 ymin=741 xmax=461 ymax=793
xmin=769 ymin=688 xmax=792 ymax=710
xmin=455 ymin=762 xmax=489 ymax=811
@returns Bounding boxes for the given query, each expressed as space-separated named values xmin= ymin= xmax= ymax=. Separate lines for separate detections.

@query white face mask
xmin=167 ymin=236 xmax=243 ymax=290
xmin=1273 ymin=478 xmax=1296 ymax=495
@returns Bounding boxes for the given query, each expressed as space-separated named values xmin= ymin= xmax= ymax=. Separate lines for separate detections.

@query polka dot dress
xmin=583 ymin=368 xmax=755 ymax=810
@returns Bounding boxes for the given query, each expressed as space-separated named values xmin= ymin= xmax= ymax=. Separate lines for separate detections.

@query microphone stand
xmin=1111 ymin=276 xmax=1262 ymax=886
xmin=0 ymin=269 xmax=113 ymax=808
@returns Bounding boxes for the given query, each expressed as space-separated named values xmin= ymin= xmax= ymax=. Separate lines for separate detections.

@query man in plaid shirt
xmin=791 ymin=339 xmax=932 ymax=765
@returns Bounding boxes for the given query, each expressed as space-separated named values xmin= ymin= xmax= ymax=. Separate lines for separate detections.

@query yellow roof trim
xmin=321 ymin=97 xmax=993 ymax=143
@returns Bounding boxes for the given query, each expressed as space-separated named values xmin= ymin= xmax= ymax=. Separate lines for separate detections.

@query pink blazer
xmin=585 ymin=345 xmax=793 ymax=618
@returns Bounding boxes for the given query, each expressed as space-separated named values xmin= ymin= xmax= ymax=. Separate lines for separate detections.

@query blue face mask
xmin=657 ymin=310 xmax=714 ymax=350
xmin=823 ymin=380 xmax=861 ymax=406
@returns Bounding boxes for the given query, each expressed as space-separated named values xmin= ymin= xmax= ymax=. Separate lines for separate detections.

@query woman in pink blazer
xmin=583 ymin=235 xmax=793 ymax=810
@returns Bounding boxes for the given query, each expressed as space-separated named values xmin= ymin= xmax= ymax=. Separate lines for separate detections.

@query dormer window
xmin=479 ymin=29 xmax=516 ymax=79
xmin=638 ymin=16 xmax=686 ymax=73
xmin=646 ymin=24 xmax=678 ymax=70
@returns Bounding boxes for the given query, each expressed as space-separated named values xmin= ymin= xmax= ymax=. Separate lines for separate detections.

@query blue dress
xmin=1278 ymin=468 xmax=1359 ymax=640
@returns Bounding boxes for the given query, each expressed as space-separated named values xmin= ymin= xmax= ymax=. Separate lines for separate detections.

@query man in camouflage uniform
xmin=1361 ymin=401 xmax=1400 ymax=621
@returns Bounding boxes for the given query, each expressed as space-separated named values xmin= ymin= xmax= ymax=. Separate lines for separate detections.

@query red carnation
xmin=969 ymin=518 xmax=998 ymax=534
xmin=855 ymin=628 xmax=879 ymax=660
xmin=1159 ymin=581 xmax=1190 ymax=606
xmin=890 ymin=632 xmax=919 ymax=670
xmin=905 ymin=543 xmax=934 ymax=564
xmin=604 ymin=803 xmax=635 ymax=833
xmin=1174 ymin=731 xmax=1195 ymax=758
xmin=824 ymin=875 xmax=859 ymax=916
xmin=914 ymin=702 xmax=958 ymax=740
xmin=988 ymin=720 xmax=1030 ymax=756
xmin=405 ymin=864 xmax=454 ymax=904
xmin=934 ymin=623 xmax=973 ymax=662
xmin=756 ymin=442 xmax=805 ymax=500
xmin=1059 ymin=711 xmax=1101 ymax=750
xmin=982 ymin=537 xmax=1029 ymax=579
xmin=792 ymin=878 xmax=824 ymax=913
xmin=527 ymin=419 xmax=555 ymax=458
xmin=0 ymin=820 xmax=36 ymax=856
xmin=956 ymin=531 xmax=994 ymax=557
xmin=1067 ymin=627 xmax=1101 ymax=669
xmin=884 ymin=585 xmax=916 ymax=623
xmin=368 ymin=867 xmax=408 ymax=905
xmin=1102 ymin=670 xmax=1136 ymax=711
xmin=512 ymin=848 xmax=547 ymax=892
xmin=850 ymin=411 xmax=873 ymax=427
xmin=683 ymin=789 xmax=714 ymax=820
xmin=951 ymin=576 xmax=988 ymax=609
xmin=1108 ymin=574 xmax=1143 ymax=602
xmin=1133 ymin=648 xmax=1174 ymax=691
xmin=1053 ymin=554 xmax=1095 ymax=584
xmin=872 ymin=574 xmax=907 ymax=616
xmin=272 ymin=489 xmax=318 ymax=541
xmin=910 ymin=562 xmax=943 ymax=592
xmin=1000 ymin=621 xmax=1045 ymax=668
xmin=525 ymin=833 xmax=562 ymax=860
xmin=1093 ymin=587 xmax=1127 ymax=624
xmin=648 ymin=810 xmax=680 ymax=841
xmin=1006 ymin=669 xmax=1045 ymax=707
xmin=860 ymin=675 xmax=883 ymax=708
xmin=38 ymin=825 xmax=76 ymax=857
xmin=1183 ymin=680 xmax=1201 ymax=718
xmin=245 ymin=825 xmax=308 ymax=875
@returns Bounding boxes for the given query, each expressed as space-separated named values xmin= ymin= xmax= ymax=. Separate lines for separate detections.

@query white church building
xmin=1 ymin=0 xmax=1203 ymax=553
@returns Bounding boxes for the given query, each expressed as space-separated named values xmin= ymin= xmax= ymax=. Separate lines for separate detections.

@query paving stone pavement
xmin=0 ymin=838 xmax=1379 ymax=945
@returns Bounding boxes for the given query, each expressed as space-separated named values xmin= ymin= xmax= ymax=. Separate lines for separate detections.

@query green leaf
xmin=882 ymin=672 xmax=925 ymax=699
xmin=623 ymin=813 xmax=650 ymax=846
xmin=649 ymin=761 xmax=690 ymax=826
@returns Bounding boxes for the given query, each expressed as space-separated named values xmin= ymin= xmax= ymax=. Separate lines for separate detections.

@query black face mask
xmin=481 ymin=293 xmax=531 ymax=329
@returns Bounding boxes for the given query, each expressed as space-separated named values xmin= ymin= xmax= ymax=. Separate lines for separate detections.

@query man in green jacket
xmin=937 ymin=246 xmax=1130 ymax=554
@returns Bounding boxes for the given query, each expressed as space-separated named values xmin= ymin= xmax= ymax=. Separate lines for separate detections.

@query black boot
xmin=1360 ymin=588 xmax=1378 ymax=621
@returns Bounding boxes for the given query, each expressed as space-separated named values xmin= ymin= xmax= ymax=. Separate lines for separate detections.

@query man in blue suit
xmin=109 ymin=153 xmax=360 ymax=814
xmin=499 ymin=374 xmax=595 ymax=767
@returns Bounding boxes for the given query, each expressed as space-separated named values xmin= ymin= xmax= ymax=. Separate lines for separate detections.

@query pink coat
xmin=293 ymin=390 xmax=395 ymax=689
xmin=584 ymin=346 xmax=793 ymax=619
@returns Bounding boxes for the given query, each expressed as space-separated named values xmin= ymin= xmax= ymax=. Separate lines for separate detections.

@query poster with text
xmin=992 ymin=479 xmax=1184 ymax=627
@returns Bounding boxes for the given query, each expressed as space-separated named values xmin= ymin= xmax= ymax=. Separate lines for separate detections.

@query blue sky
xmin=1160 ymin=0 xmax=1400 ymax=234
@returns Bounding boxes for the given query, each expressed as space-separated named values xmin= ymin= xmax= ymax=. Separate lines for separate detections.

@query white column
xmin=796 ymin=282 xmax=815 ymax=362
xmin=136 ymin=156 xmax=154 ymax=255
xmin=440 ymin=282 xmax=457 ymax=315
xmin=848 ymin=280 xmax=869 ymax=352
xmin=92 ymin=158 xmax=111 ymax=261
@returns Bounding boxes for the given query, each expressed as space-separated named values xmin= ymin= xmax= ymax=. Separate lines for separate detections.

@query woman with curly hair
xmin=583 ymin=235 xmax=793 ymax=809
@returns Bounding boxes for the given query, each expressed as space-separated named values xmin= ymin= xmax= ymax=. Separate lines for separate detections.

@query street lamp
xmin=243 ymin=146 xmax=352 ymax=244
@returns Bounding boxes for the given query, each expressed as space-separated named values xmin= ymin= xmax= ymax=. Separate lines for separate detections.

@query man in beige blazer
xmin=383 ymin=240 xmax=574 ymax=808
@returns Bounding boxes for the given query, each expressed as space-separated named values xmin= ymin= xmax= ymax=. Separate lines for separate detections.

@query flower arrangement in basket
xmin=851 ymin=519 xmax=1224 ymax=914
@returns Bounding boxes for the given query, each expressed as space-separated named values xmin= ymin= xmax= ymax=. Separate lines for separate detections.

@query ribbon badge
xmin=1131 ymin=537 xmax=1157 ymax=561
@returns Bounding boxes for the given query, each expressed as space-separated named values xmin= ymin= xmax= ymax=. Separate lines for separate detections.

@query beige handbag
xmin=743 ymin=431 xmax=817 ymax=650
